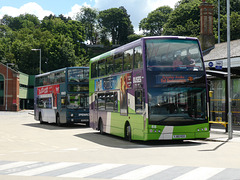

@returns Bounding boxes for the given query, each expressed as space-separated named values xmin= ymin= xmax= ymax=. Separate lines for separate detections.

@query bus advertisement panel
xmin=89 ymin=36 xmax=209 ymax=141
xmin=34 ymin=67 xmax=89 ymax=126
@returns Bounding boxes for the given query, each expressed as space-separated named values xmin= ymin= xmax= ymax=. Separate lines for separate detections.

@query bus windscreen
xmin=146 ymin=39 xmax=204 ymax=72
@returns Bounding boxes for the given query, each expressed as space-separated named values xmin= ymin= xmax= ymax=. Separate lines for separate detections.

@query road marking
xmin=173 ymin=167 xmax=225 ymax=180
xmin=113 ymin=165 xmax=172 ymax=180
xmin=0 ymin=161 xmax=36 ymax=171
xmin=11 ymin=162 xmax=79 ymax=176
xmin=0 ymin=161 xmax=239 ymax=180
xmin=59 ymin=163 xmax=124 ymax=178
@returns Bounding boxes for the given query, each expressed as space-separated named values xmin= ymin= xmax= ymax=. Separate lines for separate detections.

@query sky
xmin=0 ymin=0 xmax=179 ymax=33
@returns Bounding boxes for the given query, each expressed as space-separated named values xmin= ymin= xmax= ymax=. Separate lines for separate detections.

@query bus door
xmin=120 ymin=74 xmax=128 ymax=116
xmin=92 ymin=93 xmax=98 ymax=127
xmin=58 ymin=94 xmax=67 ymax=123
xmin=133 ymin=71 xmax=145 ymax=116
xmin=120 ymin=90 xmax=128 ymax=116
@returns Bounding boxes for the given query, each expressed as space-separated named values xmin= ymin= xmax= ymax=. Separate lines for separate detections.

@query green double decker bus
xmin=89 ymin=36 xmax=209 ymax=141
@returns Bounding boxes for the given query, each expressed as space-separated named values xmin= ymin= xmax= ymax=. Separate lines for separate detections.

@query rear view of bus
xmin=89 ymin=36 xmax=209 ymax=141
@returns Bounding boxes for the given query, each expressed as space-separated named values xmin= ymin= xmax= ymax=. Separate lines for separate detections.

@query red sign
xmin=13 ymin=99 xmax=16 ymax=104
xmin=37 ymin=84 xmax=60 ymax=95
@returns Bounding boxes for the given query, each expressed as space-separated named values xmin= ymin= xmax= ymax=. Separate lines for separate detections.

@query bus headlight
xmin=71 ymin=114 xmax=74 ymax=117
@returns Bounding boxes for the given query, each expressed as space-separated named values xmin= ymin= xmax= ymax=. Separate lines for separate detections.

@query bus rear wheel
xmin=39 ymin=113 xmax=44 ymax=124
xmin=125 ymin=124 xmax=132 ymax=142
xmin=56 ymin=114 xmax=61 ymax=126
xmin=99 ymin=119 xmax=104 ymax=135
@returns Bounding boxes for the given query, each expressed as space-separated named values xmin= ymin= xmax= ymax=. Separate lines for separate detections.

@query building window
xmin=0 ymin=74 xmax=4 ymax=105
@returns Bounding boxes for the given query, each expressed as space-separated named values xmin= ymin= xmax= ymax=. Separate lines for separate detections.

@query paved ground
xmin=0 ymin=110 xmax=240 ymax=180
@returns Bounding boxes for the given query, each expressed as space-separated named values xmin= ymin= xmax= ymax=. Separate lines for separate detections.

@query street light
xmin=5 ymin=63 xmax=15 ymax=111
xmin=226 ymin=0 xmax=232 ymax=139
xmin=31 ymin=49 xmax=41 ymax=74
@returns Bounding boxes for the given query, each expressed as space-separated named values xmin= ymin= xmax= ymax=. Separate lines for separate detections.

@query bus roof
xmin=89 ymin=36 xmax=198 ymax=63
xmin=35 ymin=66 xmax=89 ymax=78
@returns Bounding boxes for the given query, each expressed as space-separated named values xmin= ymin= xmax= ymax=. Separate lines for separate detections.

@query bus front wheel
xmin=99 ymin=119 xmax=104 ymax=135
xmin=56 ymin=114 xmax=61 ymax=126
xmin=125 ymin=123 xmax=132 ymax=142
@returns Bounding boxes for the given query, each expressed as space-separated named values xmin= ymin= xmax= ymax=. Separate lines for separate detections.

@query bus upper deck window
xmin=106 ymin=56 xmax=114 ymax=75
xmin=114 ymin=54 xmax=123 ymax=73
xmin=134 ymin=46 xmax=143 ymax=69
xmin=124 ymin=49 xmax=133 ymax=71
xmin=98 ymin=59 xmax=106 ymax=77
xmin=91 ymin=62 xmax=97 ymax=78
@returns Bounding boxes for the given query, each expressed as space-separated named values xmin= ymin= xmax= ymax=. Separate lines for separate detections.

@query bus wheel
xmin=39 ymin=113 xmax=44 ymax=124
xmin=56 ymin=114 xmax=61 ymax=126
xmin=86 ymin=121 xmax=90 ymax=127
xmin=125 ymin=124 xmax=132 ymax=142
xmin=99 ymin=119 xmax=104 ymax=135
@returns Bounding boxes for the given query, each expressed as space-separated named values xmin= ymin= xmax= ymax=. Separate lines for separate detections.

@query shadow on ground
xmin=74 ymin=132 xmax=206 ymax=149
xmin=23 ymin=122 xmax=90 ymax=130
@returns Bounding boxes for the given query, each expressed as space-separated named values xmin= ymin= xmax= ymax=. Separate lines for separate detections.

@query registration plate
xmin=173 ymin=135 xmax=186 ymax=139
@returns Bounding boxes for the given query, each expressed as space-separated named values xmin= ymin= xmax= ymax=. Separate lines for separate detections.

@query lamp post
xmin=5 ymin=63 xmax=14 ymax=111
xmin=226 ymin=0 xmax=232 ymax=139
xmin=31 ymin=49 xmax=41 ymax=74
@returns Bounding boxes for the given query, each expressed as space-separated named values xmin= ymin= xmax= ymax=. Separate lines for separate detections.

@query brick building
xmin=0 ymin=63 xmax=20 ymax=111
xmin=0 ymin=62 xmax=34 ymax=111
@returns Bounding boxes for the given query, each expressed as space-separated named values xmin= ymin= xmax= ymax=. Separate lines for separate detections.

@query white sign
xmin=215 ymin=60 xmax=223 ymax=70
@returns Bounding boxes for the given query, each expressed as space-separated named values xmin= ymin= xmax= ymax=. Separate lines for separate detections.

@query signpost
xmin=215 ymin=60 xmax=223 ymax=70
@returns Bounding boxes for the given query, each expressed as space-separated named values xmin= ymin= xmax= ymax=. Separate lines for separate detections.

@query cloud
xmin=65 ymin=2 xmax=92 ymax=19
xmin=0 ymin=2 xmax=53 ymax=20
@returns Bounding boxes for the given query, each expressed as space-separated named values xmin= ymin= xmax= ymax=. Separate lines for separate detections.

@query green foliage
xmin=0 ymin=14 xmax=87 ymax=74
xmin=75 ymin=6 xmax=98 ymax=44
xmin=98 ymin=7 xmax=134 ymax=45
xmin=127 ymin=34 xmax=144 ymax=43
xmin=161 ymin=0 xmax=240 ymax=42
xmin=163 ymin=0 xmax=201 ymax=37
xmin=139 ymin=6 xmax=173 ymax=36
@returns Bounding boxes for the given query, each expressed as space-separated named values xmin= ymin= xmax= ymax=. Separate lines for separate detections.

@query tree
xmin=0 ymin=14 xmax=88 ymax=74
xmin=127 ymin=34 xmax=144 ymax=43
xmin=98 ymin=7 xmax=134 ymax=45
xmin=163 ymin=0 xmax=201 ymax=37
xmin=162 ymin=0 xmax=240 ymax=42
xmin=1 ymin=14 xmax=40 ymax=31
xmin=139 ymin=6 xmax=173 ymax=36
xmin=75 ymin=7 xmax=98 ymax=44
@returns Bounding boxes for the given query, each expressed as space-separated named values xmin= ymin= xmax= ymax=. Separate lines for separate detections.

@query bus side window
xmin=84 ymin=68 xmax=89 ymax=82
xmin=114 ymin=54 xmax=123 ymax=73
xmin=98 ymin=59 xmax=106 ymax=77
xmin=94 ymin=94 xmax=98 ymax=110
xmin=124 ymin=49 xmax=133 ymax=71
xmin=106 ymin=92 xmax=114 ymax=111
xmin=98 ymin=93 xmax=105 ymax=110
xmin=91 ymin=62 xmax=98 ymax=78
xmin=134 ymin=46 xmax=143 ymax=69
xmin=135 ymin=90 xmax=143 ymax=113
xmin=114 ymin=92 xmax=118 ymax=112
xmin=106 ymin=56 xmax=114 ymax=75
xmin=61 ymin=96 xmax=67 ymax=108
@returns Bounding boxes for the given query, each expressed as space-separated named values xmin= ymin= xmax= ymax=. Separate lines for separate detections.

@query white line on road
xmin=173 ymin=167 xmax=225 ymax=180
xmin=113 ymin=165 xmax=172 ymax=180
xmin=0 ymin=161 xmax=36 ymax=171
xmin=59 ymin=163 xmax=124 ymax=178
xmin=11 ymin=162 xmax=79 ymax=176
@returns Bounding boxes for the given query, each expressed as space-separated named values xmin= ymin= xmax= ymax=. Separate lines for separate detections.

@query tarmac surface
xmin=1 ymin=110 xmax=240 ymax=142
